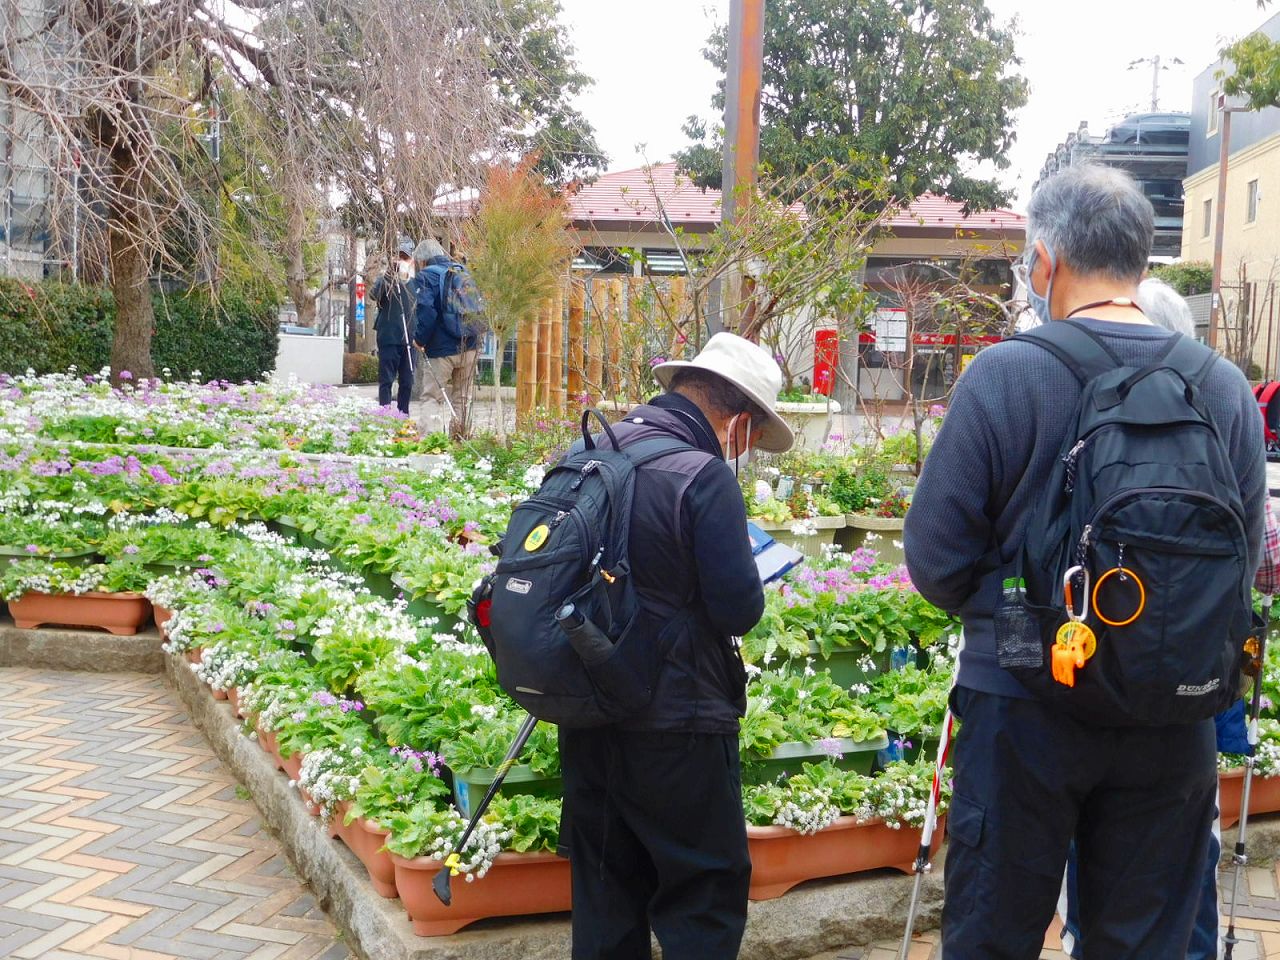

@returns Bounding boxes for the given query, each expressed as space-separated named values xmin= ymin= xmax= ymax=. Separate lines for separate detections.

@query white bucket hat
xmin=652 ymin=332 xmax=795 ymax=453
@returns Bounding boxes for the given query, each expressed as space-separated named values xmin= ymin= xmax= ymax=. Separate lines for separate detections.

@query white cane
xmin=899 ymin=634 xmax=964 ymax=960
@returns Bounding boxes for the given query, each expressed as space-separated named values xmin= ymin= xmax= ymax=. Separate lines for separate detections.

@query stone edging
xmin=0 ymin=617 xmax=165 ymax=673
xmin=163 ymin=649 xmax=949 ymax=958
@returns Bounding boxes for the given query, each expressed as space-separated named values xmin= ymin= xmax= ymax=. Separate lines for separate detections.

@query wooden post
xmin=586 ymin=279 xmax=604 ymax=402
xmin=568 ymin=279 xmax=586 ymax=403
xmin=536 ymin=297 xmax=552 ymax=409
xmin=607 ymin=278 xmax=623 ymax=398
xmin=628 ymin=277 xmax=645 ymax=402
xmin=549 ymin=281 xmax=566 ymax=414
xmin=516 ymin=311 xmax=539 ymax=419
xmin=668 ymin=276 xmax=687 ymax=359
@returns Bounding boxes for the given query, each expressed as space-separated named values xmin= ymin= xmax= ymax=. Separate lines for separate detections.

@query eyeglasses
xmin=1012 ymin=261 xmax=1030 ymax=290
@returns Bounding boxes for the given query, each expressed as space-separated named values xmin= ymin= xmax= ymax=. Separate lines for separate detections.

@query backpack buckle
xmin=600 ymin=569 xmax=617 ymax=585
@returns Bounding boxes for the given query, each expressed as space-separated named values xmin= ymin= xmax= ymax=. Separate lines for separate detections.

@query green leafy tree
xmin=675 ymin=0 xmax=1028 ymax=210
xmin=462 ymin=157 xmax=576 ymax=441
xmin=1222 ymin=32 xmax=1280 ymax=109
xmin=492 ymin=0 xmax=607 ymax=184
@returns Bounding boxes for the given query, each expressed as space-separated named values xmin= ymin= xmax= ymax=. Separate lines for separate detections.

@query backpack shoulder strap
xmin=622 ymin=436 xmax=698 ymax=467
xmin=1161 ymin=334 xmax=1219 ymax=389
xmin=1012 ymin=319 xmax=1121 ymax=384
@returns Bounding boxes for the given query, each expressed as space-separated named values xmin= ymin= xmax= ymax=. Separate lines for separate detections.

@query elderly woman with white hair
xmin=1137 ymin=276 xmax=1196 ymax=337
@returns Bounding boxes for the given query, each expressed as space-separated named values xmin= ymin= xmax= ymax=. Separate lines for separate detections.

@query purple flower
xmin=119 ymin=370 xmax=133 ymax=380
xmin=338 ymin=699 xmax=364 ymax=713
xmin=24 ymin=544 xmax=38 ymax=554
xmin=123 ymin=545 xmax=140 ymax=555
xmin=147 ymin=465 xmax=177 ymax=486
xmin=313 ymin=691 xmax=338 ymax=707
xmin=817 ymin=737 xmax=845 ymax=760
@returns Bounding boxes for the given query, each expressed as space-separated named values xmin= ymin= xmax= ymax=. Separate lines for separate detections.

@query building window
xmin=1203 ymin=198 xmax=1213 ymax=238
xmin=1248 ymin=179 xmax=1260 ymax=224
xmin=1208 ymin=90 xmax=1220 ymax=135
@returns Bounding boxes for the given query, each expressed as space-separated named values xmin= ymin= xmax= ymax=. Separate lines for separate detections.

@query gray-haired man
xmin=905 ymin=165 xmax=1265 ymax=957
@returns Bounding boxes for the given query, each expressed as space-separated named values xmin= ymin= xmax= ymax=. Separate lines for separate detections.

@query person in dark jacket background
xmin=905 ymin=165 xmax=1266 ymax=958
xmin=412 ymin=237 xmax=479 ymax=436
xmin=560 ymin=332 xmax=793 ymax=960
xmin=370 ymin=240 xmax=417 ymax=414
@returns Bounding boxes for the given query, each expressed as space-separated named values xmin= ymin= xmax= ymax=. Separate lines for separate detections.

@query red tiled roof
xmin=567 ymin=163 xmax=722 ymax=223
xmin=436 ymin=162 xmax=1026 ymax=234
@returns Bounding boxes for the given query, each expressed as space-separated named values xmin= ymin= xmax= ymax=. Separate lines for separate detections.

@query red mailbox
xmin=813 ymin=329 xmax=839 ymax=396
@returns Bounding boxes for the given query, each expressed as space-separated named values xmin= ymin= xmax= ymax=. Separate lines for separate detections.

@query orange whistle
xmin=1052 ymin=644 xmax=1077 ymax=687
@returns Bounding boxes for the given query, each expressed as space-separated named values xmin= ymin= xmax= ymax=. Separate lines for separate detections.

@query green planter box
xmin=270 ymin=515 xmax=326 ymax=552
xmin=751 ymin=516 xmax=846 ymax=559
xmin=791 ymin=644 xmax=893 ymax=689
xmin=450 ymin=764 xmax=563 ymax=818
xmin=834 ymin=514 xmax=906 ymax=566
xmin=0 ymin=547 xmax=98 ymax=567
xmin=390 ymin=574 xmax=461 ymax=632
xmin=743 ymin=735 xmax=888 ymax=785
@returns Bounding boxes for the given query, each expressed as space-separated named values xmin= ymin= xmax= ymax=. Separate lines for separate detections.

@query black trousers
xmin=942 ymin=687 xmax=1217 ymax=959
xmin=559 ymin=728 xmax=751 ymax=960
xmin=377 ymin=343 xmax=413 ymax=414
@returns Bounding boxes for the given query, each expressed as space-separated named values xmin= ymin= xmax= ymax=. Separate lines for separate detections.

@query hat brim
xmin=653 ymin=360 xmax=795 ymax=453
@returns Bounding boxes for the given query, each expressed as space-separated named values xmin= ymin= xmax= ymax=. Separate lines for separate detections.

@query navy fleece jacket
xmin=904 ymin=317 xmax=1266 ymax=698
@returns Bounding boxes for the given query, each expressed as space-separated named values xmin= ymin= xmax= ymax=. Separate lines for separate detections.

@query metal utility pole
xmin=1127 ymin=54 xmax=1184 ymax=112
xmin=718 ymin=0 xmax=765 ymax=335
xmin=1210 ymin=95 xmax=1246 ymax=351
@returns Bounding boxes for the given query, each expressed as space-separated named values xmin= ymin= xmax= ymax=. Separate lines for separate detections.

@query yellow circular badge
xmin=524 ymin=525 xmax=551 ymax=552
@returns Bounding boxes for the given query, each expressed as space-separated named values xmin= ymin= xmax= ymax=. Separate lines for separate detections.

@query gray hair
xmin=414 ymin=238 xmax=446 ymax=262
xmin=1137 ymin=277 xmax=1195 ymax=336
xmin=1026 ymin=165 xmax=1155 ymax=282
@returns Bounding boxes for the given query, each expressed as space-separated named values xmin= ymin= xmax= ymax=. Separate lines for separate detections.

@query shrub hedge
xmin=0 ymin=279 xmax=280 ymax=382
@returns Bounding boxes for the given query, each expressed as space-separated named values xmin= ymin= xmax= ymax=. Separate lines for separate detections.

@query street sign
xmin=355 ymin=281 xmax=366 ymax=302
xmin=354 ymin=301 xmax=366 ymax=323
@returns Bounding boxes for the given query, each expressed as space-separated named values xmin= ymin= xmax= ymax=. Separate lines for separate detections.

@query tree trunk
xmin=493 ymin=343 xmax=506 ymax=443
xmin=107 ymin=221 xmax=156 ymax=383
xmin=284 ymin=198 xmax=318 ymax=329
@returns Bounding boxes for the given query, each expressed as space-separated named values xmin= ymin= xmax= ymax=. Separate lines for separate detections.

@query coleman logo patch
xmin=1175 ymin=680 xmax=1220 ymax=697
xmin=505 ymin=578 xmax=533 ymax=595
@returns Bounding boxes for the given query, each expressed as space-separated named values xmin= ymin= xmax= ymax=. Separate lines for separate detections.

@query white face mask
xmin=397 ymin=260 xmax=413 ymax=281
xmin=725 ymin=413 xmax=752 ymax=476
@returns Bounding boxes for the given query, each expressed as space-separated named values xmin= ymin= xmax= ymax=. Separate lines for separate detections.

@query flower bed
xmin=0 ymin=375 xmax=965 ymax=935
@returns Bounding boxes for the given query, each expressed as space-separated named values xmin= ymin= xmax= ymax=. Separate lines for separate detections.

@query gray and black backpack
xmin=996 ymin=320 xmax=1252 ymax=725
xmin=471 ymin=411 xmax=691 ymax=727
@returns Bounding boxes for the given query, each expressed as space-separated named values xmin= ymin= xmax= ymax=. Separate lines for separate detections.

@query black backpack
xmin=471 ymin=411 xmax=690 ymax=727
xmin=995 ymin=320 xmax=1251 ymax=725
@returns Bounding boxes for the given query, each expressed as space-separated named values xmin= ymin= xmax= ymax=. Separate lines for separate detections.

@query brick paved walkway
xmin=0 ymin=668 xmax=349 ymax=960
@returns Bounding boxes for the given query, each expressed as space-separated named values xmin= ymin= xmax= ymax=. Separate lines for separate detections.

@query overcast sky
xmin=556 ymin=0 xmax=1273 ymax=211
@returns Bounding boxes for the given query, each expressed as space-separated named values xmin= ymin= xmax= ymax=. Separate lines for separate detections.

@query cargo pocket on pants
xmin=943 ymin=791 xmax=986 ymax=921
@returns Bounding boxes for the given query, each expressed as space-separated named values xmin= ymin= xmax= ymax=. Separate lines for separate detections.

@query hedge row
xmin=0 ymin=279 xmax=280 ymax=382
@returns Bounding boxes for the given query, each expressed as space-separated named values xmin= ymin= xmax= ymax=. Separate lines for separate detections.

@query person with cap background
xmin=411 ymin=237 xmax=481 ymax=436
xmin=369 ymin=240 xmax=417 ymax=414
xmin=559 ymin=332 xmax=792 ymax=960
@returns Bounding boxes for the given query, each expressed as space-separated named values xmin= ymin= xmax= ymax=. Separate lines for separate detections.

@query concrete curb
xmin=163 ymin=651 xmax=948 ymax=959
xmin=0 ymin=617 xmax=165 ymax=673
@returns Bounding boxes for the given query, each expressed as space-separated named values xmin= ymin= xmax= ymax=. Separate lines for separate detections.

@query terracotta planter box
xmin=185 ymin=647 xmax=203 ymax=664
xmin=281 ymin=748 xmax=303 ymax=782
xmin=746 ymin=814 xmax=947 ymax=901
xmin=211 ymin=685 xmax=229 ymax=701
xmin=153 ymin=604 xmax=174 ymax=637
xmin=1219 ymin=769 xmax=1280 ymax=830
xmin=9 ymin=591 xmax=152 ymax=636
xmin=226 ymin=686 xmax=243 ymax=718
xmin=256 ymin=725 xmax=285 ymax=772
xmin=333 ymin=804 xmax=398 ymax=899
xmin=390 ymin=849 xmax=571 ymax=936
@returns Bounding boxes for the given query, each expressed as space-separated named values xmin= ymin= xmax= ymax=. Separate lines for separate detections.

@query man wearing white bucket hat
xmin=560 ymin=332 xmax=791 ymax=960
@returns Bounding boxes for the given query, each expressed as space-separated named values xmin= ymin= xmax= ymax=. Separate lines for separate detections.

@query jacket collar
xmin=630 ymin=393 xmax=724 ymax=459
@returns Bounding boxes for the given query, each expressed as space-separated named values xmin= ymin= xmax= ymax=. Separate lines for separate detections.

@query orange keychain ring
xmin=1092 ymin=566 xmax=1146 ymax=627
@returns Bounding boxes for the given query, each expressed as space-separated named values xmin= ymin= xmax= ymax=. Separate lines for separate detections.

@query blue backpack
xmin=423 ymin=261 xmax=483 ymax=340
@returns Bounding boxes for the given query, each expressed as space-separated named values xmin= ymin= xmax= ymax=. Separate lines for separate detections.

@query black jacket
xmin=611 ymin=393 xmax=765 ymax=733
xmin=370 ymin=273 xmax=416 ymax=349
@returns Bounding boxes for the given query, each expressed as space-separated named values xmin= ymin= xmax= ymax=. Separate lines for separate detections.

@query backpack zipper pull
xmin=571 ymin=461 xmax=601 ymax=491
xmin=1076 ymin=524 xmax=1093 ymax=565
xmin=1063 ymin=439 xmax=1087 ymax=493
